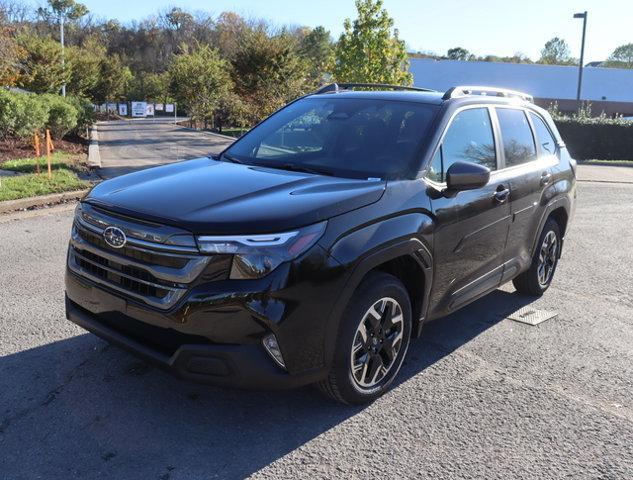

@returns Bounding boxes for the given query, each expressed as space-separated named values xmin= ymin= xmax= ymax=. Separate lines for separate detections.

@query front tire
xmin=513 ymin=219 xmax=561 ymax=296
xmin=318 ymin=272 xmax=412 ymax=405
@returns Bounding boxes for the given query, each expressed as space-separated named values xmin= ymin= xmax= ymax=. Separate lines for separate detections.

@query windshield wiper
xmin=221 ymin=153 xmax=245 ymax=164
xmin=262 ymin=163 xmax=334 ymax=177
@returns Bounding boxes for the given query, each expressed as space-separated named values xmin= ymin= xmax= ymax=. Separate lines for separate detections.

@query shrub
xmin=0 ymin=90 xmax=49 ymax=139
xmin=0 ymin=89 xmax=19 ymax=138
xmin=41 ymin=94 xmax=79 ymax=139
xmin=67 ymin=95 xmax=96 ymax=133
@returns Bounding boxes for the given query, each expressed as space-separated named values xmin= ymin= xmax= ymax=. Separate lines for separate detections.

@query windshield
xmin=225 ymin=97 xmax=438 ymax=179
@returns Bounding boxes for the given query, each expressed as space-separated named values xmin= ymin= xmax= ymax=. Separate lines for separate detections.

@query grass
xmin=0 ymin=151 xmax=90 ymax=202
xmin=1 ymin=151 xmax=85 ymax=174
xmin=215 ymin=127 xmax=248 ymax=138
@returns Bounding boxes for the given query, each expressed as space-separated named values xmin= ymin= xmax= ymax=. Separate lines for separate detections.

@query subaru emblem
xmin=103 ymin=226 xmax=127 ymax=249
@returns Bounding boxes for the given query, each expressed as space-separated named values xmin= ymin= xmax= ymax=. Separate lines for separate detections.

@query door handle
xmin=540 ymin=172 xmax=552 ymax=186
xmin=493 ymin=186 xmax=510 ymax=203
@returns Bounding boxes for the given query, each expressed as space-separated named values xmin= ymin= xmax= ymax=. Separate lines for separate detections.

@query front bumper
xmin=64 ymin=233 xmax=347 ymax=388
xmin=66 ymin=294 xmax=326 ymax=389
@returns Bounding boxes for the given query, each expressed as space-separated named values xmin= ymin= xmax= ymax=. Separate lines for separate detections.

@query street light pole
xmin=573 ymin=11 xmax=587 ymax=101
xmin=60 ymin=14 xmax=66 ymax=97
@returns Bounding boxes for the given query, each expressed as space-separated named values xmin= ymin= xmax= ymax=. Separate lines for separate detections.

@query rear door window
xmin=496 ymin=108 xmax=537 ymax=167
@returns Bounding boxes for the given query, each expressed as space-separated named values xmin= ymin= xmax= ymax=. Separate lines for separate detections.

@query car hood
xmin=85 ymin=157 xmax=386 ymax=234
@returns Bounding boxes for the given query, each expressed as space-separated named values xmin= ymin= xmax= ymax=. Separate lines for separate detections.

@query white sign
xmin=165 ymin=103 xmax=174 ymax=113
xmin=145 ymin=104 xmax=155 ymax=116
xmin=131 ymin=101 xmax=147 ymax=117
xmin=107 ymin=103 xmax=117 ymax=113
xmin=118 ymin=103 xmax=128 ymax=116
xmin=155 ymin=103 xmax=164 ymax=111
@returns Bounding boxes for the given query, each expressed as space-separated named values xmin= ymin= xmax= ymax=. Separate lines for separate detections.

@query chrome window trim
xmin=424 ymin=104 xmax=561 ymax=188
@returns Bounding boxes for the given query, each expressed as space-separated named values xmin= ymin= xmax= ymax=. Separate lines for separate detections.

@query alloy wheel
xmin=537 ymin=230 xmax=558 ymax=287
xmin=350 ymin=297 xmax=404 ymax=389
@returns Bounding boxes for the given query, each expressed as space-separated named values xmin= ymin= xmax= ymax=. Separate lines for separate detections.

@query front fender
xmin=320 ymin=213 xmax=435 ymax=367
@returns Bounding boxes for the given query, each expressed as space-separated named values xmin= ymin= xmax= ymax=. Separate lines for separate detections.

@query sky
xmin=73 ymin=0 xmax=632 ymax=62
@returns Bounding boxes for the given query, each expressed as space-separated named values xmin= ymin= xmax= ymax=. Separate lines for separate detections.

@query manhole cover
xmin=507 ymin=307 xmax=558 ymax=326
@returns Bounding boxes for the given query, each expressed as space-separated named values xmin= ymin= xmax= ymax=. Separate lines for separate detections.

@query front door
xmin=425 ymin=107 xmax=511 ymax=316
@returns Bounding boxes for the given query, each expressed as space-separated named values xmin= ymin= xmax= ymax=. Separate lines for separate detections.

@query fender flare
xmin=321 ymin=221 xmax=434 ymax=368
xmin=530 ymin=195 xmax=571 ymax=258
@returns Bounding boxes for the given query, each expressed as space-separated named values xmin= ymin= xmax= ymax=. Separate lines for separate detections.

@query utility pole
xmin=60 ymin=14 xmax=65 ymax=97
xmin=573 ymin=11 xmax=588 ymax=101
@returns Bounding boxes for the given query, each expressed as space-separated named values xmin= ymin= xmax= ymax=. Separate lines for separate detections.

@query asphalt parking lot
xmin=0 ymin=177 xmax=632 ymax=479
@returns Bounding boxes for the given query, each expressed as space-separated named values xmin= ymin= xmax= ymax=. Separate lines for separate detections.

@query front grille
xmin=76 ymin=227 xmax=189 ymax=269
xmin=68 ymin=204 xmax=219 ymax=309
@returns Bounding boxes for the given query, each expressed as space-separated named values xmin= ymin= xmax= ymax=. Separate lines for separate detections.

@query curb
xmin=578 ymin=160 xmax=633 ymax=168
xmin=88 ymin=124 xmax=101 ymax=168
xmin=0 ymin=189 xmax=89 ymax=214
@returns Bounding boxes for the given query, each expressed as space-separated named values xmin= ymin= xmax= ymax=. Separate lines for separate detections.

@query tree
xmin=212 ymin=12 xmax=253 ymax=60
xmin=231 ymin=31 xmax=309 ymax=124
xmin=129 ymin=72 xmax=170 ymax=102
xmin=605 ymin=43 xmax=633 ymax=69
xmin=38 ymin=0 xmax=88 ymax=95
xmin=15 ymin=34 xmax=67 ymax=93
xmin=447 ymin=47 xmax=473 ymax=61
xmin=299 ymin=26 xmax=334 ymax=83
xmin=92 ymin=54 xmax=133 ymax=102
xmin=539 ymin=37 xmax=573 ymax=65
xmin=0 ymin=21 xmax=22 ymax=86
xmin=38 ymin=0 xmax=88 ymax=23
xmin=332 ymin=0 xmax=411 ymax=85
xmin=66 ymin=37 xmax=105 ymax=98
xmin=168 ymin=43 xmax=232 ymax=126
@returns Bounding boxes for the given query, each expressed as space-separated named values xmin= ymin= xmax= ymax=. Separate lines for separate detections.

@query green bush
xmin=0 ymin=89 xmax=19 ymax=138
xmin=68 ymin=96 xmax=96 ymax=133
xmin=41 ymin=94 xmax=79 ymax=139
xmin=15 ymin=94 xmax=49 ymax=138
xmin=0 ymin=90 xmax=49 ymax=139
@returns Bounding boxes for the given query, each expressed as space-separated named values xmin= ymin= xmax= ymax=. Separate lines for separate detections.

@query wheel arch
xmin=530 ymin=197 xmax=571 ymax=259
xmin=323 ymin=232 xmax=434 ymax=369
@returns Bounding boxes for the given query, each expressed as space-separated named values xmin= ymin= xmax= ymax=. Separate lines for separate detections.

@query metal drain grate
xmin=507 ymin=307 xmax=558 ymax=326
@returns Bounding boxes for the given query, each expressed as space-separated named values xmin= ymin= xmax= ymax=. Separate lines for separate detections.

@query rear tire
xmin=513 ymin=219 xmax=561 ymax=296
xmin=318 ymin=272 xmax=412 ymax=405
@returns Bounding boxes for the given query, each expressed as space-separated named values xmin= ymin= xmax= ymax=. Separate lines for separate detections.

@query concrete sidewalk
xmin=577 ymin=163 xmax=633 ymax=183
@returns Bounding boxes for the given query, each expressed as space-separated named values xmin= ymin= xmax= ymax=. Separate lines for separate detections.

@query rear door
xmin=426 ymin=106 xmax=512 ymax=315
xmin=494 ymin=107 xmax=559 ymax=280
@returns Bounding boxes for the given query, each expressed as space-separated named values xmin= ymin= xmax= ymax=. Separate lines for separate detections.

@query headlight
xmin=196 ymin=221 xmax=327 ymax=279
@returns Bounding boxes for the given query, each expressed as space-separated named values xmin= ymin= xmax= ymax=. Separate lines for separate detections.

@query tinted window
xmin=497 ymin=108 xmax=537 ymax=167
xmin=428 ymin=108 xmax=496 ymax=182
xmin=529 ymin=112 xmax=557 ymax=155
xmin=226 ymin=97 xmax=438 ymax=179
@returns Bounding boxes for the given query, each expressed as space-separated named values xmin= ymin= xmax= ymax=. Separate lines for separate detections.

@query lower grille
xmin=75 ymin=249 xmax=170 ymax=300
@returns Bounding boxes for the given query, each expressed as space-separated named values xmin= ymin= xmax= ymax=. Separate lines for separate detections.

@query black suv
xmin=66 ymin=83 xmax=576 ymax=404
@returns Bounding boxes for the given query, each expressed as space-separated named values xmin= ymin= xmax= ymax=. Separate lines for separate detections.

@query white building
xmin=409 ymin=58 xmax=633 ymax=115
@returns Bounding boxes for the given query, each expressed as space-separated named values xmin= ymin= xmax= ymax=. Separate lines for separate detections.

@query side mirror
xmin=445 ymin=161 xmax=490 ymax=193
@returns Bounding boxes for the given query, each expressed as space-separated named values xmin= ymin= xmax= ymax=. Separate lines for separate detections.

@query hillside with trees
xmin=0 ymin=0 xmax=412 ymax=133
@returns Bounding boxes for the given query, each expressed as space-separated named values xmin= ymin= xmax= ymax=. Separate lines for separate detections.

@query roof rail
xmin=442 ymin=85 xmax=533 ymax=102
xmin=314 ymin=83 xmax=434 ymax=94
